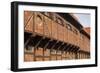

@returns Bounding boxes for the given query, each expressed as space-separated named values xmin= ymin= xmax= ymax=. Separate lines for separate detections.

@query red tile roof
xmin=84 ymin=27 xmax=90 ymax=35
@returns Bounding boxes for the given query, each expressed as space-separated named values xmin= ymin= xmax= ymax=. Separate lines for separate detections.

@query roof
xmin=57 ymin=13 xmax=83 ymax=31
xmin=84 ymin=27 xmax=90 ymax=35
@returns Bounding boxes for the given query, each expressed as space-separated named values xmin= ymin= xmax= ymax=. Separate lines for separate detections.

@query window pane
xmin=35 ymin=14 xmax=43 ymax=34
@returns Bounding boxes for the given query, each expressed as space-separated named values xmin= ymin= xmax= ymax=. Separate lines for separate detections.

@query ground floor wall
xmin=24 ymin=46 xmax=90 ymax=62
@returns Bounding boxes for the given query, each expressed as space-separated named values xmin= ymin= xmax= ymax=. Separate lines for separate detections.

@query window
xmin=57 ymin=50 xmax=61 ymax=55
xmin=67 ymin=24 xmax=72 ymax=30
xmin=44 ymin=12 xmax=49 ymax=16
xmin=56 ymin=17 xmax=64 ymax=26
xmin=35 ymin=47 xmax=43 ymax=56
xmin=57 ymin=18 xmax=62 ymax=24
xmin=75 ymin=30 xmax=78 ymax=34
xmin=36 ymin=15 xmax=43 ymax=26
xmin=35 ymin=14 xmax=44 ymax=34
xmin=44 ymin=49 xmax=50 ymax=56
xmin=73 ymin=28 xmax=78 ymax=34
xmin=51 ymin=49 xmax=56 ymax=54
xmin=44 ymin=12 xmax=54 ymax=19
xmin=80 ymin=34 xmax=84 ymax=40
xmin=25 ymin=46 xmax=34 ymax=52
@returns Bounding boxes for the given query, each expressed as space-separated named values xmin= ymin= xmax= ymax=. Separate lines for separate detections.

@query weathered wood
xmin=24 ymin=11 xmax=90 ymax=61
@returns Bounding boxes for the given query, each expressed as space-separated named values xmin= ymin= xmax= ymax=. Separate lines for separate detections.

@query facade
xmin=24 ymin=11 xmax=90 ymax=62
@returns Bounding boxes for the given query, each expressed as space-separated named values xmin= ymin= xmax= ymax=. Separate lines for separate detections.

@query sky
xmin=73 ymin=13 xmax=91 ymax=27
